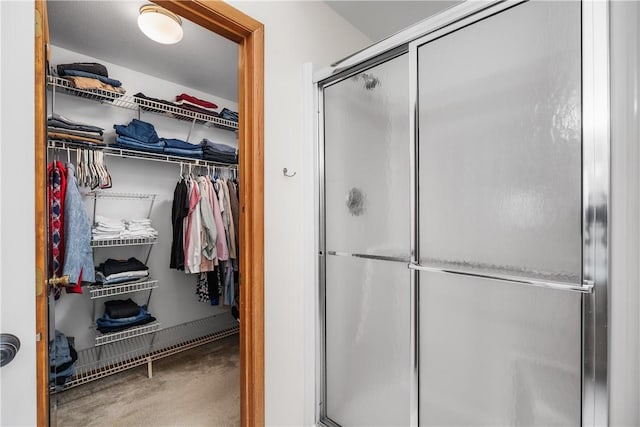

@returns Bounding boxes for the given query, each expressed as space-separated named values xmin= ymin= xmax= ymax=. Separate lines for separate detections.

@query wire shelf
xmin=88 ymin=279 xmax=158 ymax=299
xmin=54 ymin=313 xmax=239 ymax=391
xmin=91 ymin=236 xmax=157 ymax=247
xmin=95 ymin=321 xmax=161 ymax=346
xmin=48 ymin=75 xmax=238 ymax=130
xmin=85 ymin=191 xmax=157 ymax=201
xmin=48 ymin=140 xmax=238 ymax=170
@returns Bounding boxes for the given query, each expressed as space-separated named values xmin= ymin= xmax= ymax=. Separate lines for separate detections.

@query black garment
xmin=170 ymin=180 xmax=189 ymax=270
xmin=96 ymin=257 xmax=148 ymax=277
xmin=104 ymin=298 xmax=140 ymax=319
xmin=207 ymin=268 xmax=221 ymax=302
xmin=57 ymin=62 xmax=109 ymax=78
xmin=97 ymin=316 xmax=156 ymax=333
xmin=134 ymin=92 xmax=179 ymax=114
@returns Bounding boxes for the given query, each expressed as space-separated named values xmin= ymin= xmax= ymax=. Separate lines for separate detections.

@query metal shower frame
xmin=313 ymin=0 xmax=610 ymax=426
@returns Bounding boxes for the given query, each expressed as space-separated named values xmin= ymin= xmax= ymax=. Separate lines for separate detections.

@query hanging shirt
xmin=198 ymin=176 xmax=217 ymax=272
xmin=209 ymin=177 xmax=228 ymax=262
xmin=63 ymin=163 xmax=95 ymax=289
xmin=227 ymin=180 xmax=240 ymax=250
xmin=216 ymin=179 xmax=233 ymax=260
xmin=48 ymin=161 xmax=67 ymax=280
xmin=48 ymin=161 xmax=67 ymax=299
xmin=170 ymin=179 xmax=189 ymax=270
xmin=221 ymin=179 xmax=237 ymax=260
xmin=184 ymin=179 xmax=202 ymax=274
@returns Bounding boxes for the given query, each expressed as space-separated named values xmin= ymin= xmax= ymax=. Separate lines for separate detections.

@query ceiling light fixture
xmin=137 ymin=5 xmax=183 ymax=45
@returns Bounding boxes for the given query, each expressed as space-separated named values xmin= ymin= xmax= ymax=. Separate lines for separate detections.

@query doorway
xmin=34 ymin=1 xmax=264 ymax=425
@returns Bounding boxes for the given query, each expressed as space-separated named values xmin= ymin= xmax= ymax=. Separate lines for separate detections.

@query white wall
xmin=610 ymin=1 xmax=640 ymax=425
xmin=0 ymin=1 xmax=368 ymax=425
xmin=0 ymin=1 xmax=37 ymax=426
xmin=225 ymin=1 xmax=370 ymax=425
xmin=48 ymin=46 xmax=239 ymax=351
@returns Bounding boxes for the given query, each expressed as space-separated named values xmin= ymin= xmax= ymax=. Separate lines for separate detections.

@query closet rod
xmin=48 ymin=140 xmax=238 ymax=170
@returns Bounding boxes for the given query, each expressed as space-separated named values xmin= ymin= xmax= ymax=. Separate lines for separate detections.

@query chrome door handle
xmin=0 ymin=334 xmax=21 ymax=367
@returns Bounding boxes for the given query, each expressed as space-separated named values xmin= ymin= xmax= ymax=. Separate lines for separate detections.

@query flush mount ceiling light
xmin=137 ymin=5 xmax=183 ymax=44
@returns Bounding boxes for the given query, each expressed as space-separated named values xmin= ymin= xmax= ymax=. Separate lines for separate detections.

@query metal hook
xmin=283 ymin=168 xmax=296 ymax=177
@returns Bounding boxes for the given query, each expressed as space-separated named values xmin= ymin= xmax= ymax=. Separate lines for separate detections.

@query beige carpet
xmin=55 ymin=335 xmax=240 ymax=427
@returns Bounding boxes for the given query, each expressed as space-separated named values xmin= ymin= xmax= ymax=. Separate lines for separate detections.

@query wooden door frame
xmin=34 ymin=1 xmax=264 ymax=425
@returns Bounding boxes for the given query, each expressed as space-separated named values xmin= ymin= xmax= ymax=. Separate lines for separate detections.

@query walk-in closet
xmin=44 ymin=2 xmax=242 ymax=424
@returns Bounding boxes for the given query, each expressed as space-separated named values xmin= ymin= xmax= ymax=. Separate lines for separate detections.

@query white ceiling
xmin=48 ymin=1 xmax=239 ymax=102
xmin=47 ymin=1 xmax=458 ymax=102
xmin=325 ymin=1 xmax=461 ymax=42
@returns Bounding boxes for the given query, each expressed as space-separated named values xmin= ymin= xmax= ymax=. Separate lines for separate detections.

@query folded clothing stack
xmin=47 ymin=113 xmax=104 ymax=146
xmin=57 ymin=62 xmax=125 ymax=94
xmin=175 ymin=93 xmax=219 ymax=117
xmin=219 ymin=108 xmax=239 ymax=123
xmin=200 ymin=138 xmax=238 ymax=164
xmin=113 ymin=119 xmax=164 ymax=153
xmin=112 ymin=119 xmax=204 ymax=159
xmin=95 ymin=257 xmax=149 ymax=285
xmin=49 ymin=330 xmax=78 ymax=389
xmin=92 ymin=215 xmax=158 ymax=241
xmin=162 ymin=138 xmax=203 ymax=159
xmin=123 ymin=219 xmax=158 ymax=238
xmin=97 ymin=299 xmax=156 ymax=333
xmin=92 ymin=215 xmax=125 ymax=240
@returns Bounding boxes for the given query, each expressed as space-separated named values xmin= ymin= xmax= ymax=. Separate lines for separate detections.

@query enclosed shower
xmin=315 ymin=1 xmax=609 ymax=426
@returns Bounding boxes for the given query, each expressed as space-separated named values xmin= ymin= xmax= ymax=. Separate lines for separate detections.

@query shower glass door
xmin=322 ymin=53 xmax=410 ymax=426
xmin=320 ymin=1 xmax=596 ymax=425
xmin=415 ymin=1 xmax=583 ymax=425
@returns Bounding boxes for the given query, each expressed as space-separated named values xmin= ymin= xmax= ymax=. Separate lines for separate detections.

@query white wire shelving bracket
xmin=95 ymin=321 xmax=162 ymax=346
xmin=47 ymin=75 xmax=238 ymax=131
xmin=88 ymin=279 xmax=159 ymax=300
xmin=53 ymin=314 xmax=239 ymax=392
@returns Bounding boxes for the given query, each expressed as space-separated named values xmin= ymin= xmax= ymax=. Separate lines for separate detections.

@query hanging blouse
xmin=197 ymin=176 xmax=216 ymax=272
xmin=184 ymin=179 xmax=202 ymax=274
xmin=63 ymin=163 xmax=95 ymax=290
xmin=209 ymin=177 xmax=228 ymax=262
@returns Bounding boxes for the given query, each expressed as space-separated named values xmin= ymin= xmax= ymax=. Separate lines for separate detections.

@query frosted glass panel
xmin=418 ymin=1 xmax=582 ymax=281
xmin=324 ymin=55 xmax=409 ymax=258
xmin=326 ymin=256 xmax=410 ymax=426
xmin=419 ymin=272 xmax=581 ymax=425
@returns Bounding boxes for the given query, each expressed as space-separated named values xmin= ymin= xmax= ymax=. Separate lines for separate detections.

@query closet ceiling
xmin=48 ymin=1 xmax=238 ymax=102
xmin=325 ymin=1 xmax=461 ymax=42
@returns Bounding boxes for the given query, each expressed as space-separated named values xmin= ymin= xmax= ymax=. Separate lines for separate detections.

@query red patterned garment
xmin=48 ymin=161 xmax=67 ymax=298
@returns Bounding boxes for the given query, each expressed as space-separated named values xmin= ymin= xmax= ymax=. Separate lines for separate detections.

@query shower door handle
xmin=408 ymin=263 xmax=594 ymax=293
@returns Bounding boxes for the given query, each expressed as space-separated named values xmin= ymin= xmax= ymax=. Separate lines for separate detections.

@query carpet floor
xmin=55 ymin=334 xmax=240 ymax=427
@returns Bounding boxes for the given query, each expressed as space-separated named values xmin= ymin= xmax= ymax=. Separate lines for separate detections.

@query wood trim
xmin=158 ymin=4 xmax=265 ymax=424
xmin=35 ymin=1 xmax=264 ymax=426
xmin=35 ymin=1 xmax=49 ymax=426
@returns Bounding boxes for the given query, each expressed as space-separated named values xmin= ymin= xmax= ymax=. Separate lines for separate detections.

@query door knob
xmin=0 ymin=334 xmax=21 ymax=367
xmin=48 ymin=275 xmax=70 ymax=288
